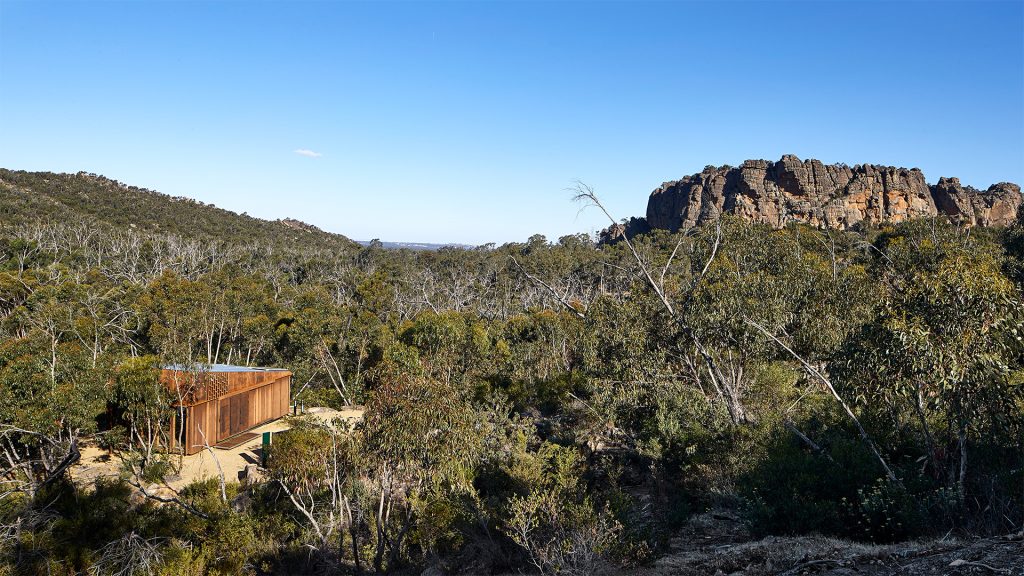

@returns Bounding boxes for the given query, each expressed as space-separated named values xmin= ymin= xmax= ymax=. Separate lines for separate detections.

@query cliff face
xmin=930 ymin=177 xmax=1022 ymax=227
xmin=645 ymin=155 xmax=1021 ymax=232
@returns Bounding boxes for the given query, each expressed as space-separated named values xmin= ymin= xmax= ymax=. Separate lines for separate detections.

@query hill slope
xmin=0 ymin=169 xmax=359 ymax=253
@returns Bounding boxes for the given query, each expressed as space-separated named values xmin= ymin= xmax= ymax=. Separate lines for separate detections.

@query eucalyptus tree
xmin=400 ymin=310 xmax=491 ymax=386
xmin=109 ymin=356 xmax=171 ymax=467
xmin=136 ymin=271 xmax=212 ymax=365
xmin=267 ymin=418 xmax=365 ymax=569
xmin=360 ymin=374 xmax=483 ymax=572
xmin=0 ymin=333 xmax=106 ymax=500
xmin=833 ymin=221 xmax=1024 ymax=497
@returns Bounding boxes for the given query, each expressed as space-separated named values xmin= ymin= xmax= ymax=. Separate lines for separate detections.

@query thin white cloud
xmin=294 ymin=148 xmax=323 ymax=158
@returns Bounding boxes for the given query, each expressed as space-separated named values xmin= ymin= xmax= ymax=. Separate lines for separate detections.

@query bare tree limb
xmin=195 ymin=423 xmax=227 ymax=503
xmin=124 ymin=473 xmax=210 ymax=520
xmin=510 ymin=256 xmax=586 ymax=318
xmin=783 ymin=419 xmax=836 ymax=464
xmin=573 ymin=183 xmax=675 ymax=315
xmin=744 ymin=317 xmax=900 ymax=484
xmin=574 ymin=185 xmax=745 ymax=423
xmin=278 ymin=479 xmax=328 ymax=545
xmin=659 ymin=235 xmax=686 ymax=292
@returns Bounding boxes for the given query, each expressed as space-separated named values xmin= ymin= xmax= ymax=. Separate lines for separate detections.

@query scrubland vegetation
xmin=1 ymin=171 xmax=1023 ymax=574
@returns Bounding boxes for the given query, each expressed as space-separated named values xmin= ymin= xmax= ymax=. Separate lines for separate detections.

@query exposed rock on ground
xmin=628 ymin=511 xmax=1024 ymax=576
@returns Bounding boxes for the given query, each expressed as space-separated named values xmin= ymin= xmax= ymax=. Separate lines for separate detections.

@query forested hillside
xmin=0 ymin=169 xmax=360 ymax=254
xmin=1 ymin=172 xmax=1023 ymax=575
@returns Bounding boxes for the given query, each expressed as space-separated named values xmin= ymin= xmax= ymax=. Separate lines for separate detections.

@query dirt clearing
xmin=70 ymin=407 xmax=363 ymax=493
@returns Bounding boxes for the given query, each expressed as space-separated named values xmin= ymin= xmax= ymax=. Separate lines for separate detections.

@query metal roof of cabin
xmin=162 ymin=363 xmax=289 ymax=373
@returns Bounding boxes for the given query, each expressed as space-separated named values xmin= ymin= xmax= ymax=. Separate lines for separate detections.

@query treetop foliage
xmin=2 ymin=171 xmax=1024 ymax=574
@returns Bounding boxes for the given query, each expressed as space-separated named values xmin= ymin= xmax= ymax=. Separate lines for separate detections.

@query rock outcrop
xmin=930 ymin=177 xmax=1022 ymax=227
xmin=644 ymin=155 xmax=1021 ymax=232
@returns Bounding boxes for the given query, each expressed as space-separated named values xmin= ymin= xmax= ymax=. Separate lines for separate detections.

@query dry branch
xmin=744 ymin=317 xmax=900 ymax=484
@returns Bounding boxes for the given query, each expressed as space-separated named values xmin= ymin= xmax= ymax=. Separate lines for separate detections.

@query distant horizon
xmin=2 ymin=1 xmax=1021 ymax=244
xmin=4 ymin=150 xmax=1021 ymax=247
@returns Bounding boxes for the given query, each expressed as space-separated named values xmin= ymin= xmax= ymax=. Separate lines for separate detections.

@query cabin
xmin=163 ymin=364 xmax=291 ymax=455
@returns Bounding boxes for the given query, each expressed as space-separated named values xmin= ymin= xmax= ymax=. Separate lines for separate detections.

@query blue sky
xmin=1 ymin=1 xmax=1022 ymax=245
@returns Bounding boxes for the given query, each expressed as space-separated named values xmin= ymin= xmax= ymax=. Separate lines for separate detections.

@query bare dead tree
xmin=573 ymin=183 xmax=676 ymax=314
xmin=317 ymin=335 xmax=352 ymax=405
xmin=510 ymin=256 xmax=586 ymax=318
xmin=89 ymin=532 xmax=166 ymax=576
xmin=195 ymin=423 xmax=227 ymax=503
xmin=573 ymin=183 xmax=747 ymax=424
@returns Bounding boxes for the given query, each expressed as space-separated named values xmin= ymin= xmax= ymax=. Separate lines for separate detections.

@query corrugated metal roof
xmin=162 ymin=363 xmax=289 ymax=373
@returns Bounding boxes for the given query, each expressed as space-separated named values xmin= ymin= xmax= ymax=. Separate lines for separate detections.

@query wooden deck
xmin=215 ymin=432 xmax=259 ymax=450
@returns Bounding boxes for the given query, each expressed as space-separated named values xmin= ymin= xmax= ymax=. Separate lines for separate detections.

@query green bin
xmin=261 ymin=431 xmax=272 ymax=467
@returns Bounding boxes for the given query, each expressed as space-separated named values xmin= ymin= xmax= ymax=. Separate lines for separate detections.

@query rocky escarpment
xmin=929 ymin=177 xmax=1022 ymax=227
xmin=643 ymin=155 xmax=1021 ymax=232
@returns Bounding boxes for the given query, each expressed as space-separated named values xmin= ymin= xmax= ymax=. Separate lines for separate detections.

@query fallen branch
xmin=949 ymin=558 xmax=1011 ymax=573
xmin=745 ymin=317 xmax=900 ymax=485
xmin=782 ymin=419 xmax=835 ymax=464
xmin=125 ymin=474 xmax=210 ymax=520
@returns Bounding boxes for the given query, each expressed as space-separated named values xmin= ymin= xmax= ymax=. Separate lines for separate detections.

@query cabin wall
xmin=172 ymin=373 xmax=291 ymax=455
xmin=251 ymin=375 xmax=290 ymax=425
xmin=183 ymin=400 xmax=218 ymax=454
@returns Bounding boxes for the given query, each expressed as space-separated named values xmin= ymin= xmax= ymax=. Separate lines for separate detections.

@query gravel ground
xmin=70 ymin=407 xmax=364 ymax=493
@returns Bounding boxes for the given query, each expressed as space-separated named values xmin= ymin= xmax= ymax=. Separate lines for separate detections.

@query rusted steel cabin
xmin=163 ymin=364 xmax=291 ymax=455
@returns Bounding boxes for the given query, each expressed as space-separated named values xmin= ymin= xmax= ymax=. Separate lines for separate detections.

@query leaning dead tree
xmin=574 ymin=183 xmax=899 ymax=482
xmin=744 ymin=318 xmax=899 ymax=483
xmin=573 ymin=183 xmax=750 ymax=424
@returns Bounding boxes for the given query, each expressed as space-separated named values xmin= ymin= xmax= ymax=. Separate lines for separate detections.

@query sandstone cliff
xmin=643 ymin=155 xmax=1021 ymax=232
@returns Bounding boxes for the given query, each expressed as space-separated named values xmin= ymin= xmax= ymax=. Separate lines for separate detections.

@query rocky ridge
xmin=639 ymin=155 xmax=1021 ymax=233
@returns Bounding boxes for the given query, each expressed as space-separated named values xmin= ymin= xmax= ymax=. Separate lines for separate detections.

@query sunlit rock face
xmin=931 ymin=177 xmax=1022 ymax=227
xmin=645 ymin=155 xmax=1020 ymax=231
